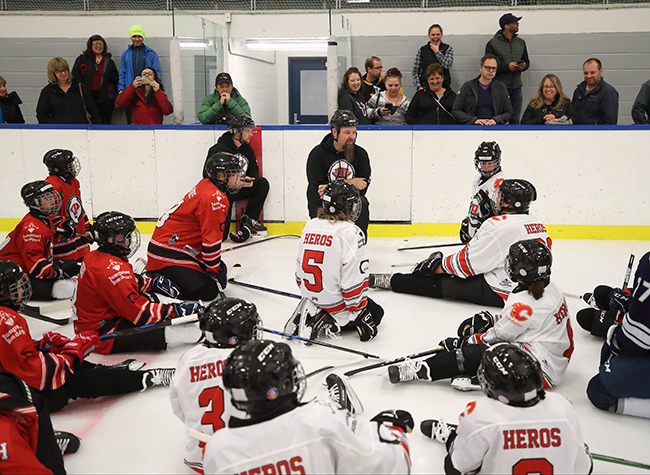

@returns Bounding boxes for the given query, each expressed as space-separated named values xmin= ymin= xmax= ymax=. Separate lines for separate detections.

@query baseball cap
xmin=215 ymin=72 xmax=232 ymax=85
xmin=499 ymin=13 xmax=522 ymax=29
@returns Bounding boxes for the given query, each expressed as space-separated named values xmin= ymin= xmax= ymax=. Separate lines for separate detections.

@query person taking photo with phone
xmin=115 ymin=67 xmax=173 ymax=125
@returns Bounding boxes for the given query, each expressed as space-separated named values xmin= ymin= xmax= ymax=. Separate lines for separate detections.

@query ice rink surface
xmin=21 ymin=234 xmax=650 ymax=474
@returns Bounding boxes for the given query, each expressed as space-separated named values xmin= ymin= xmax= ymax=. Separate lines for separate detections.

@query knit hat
xmin=129 ymin=25 xmax=145 ymax=39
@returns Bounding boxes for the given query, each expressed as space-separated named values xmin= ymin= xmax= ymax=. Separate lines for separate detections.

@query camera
xmin=141 ymin=77 xmax=151 ymax=85
xmin=383 ymin=103 xmax=397 ymax=115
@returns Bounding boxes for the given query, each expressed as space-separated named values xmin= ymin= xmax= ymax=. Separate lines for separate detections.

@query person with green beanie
xmin=118 ymin=24 xmax=161 ymax=93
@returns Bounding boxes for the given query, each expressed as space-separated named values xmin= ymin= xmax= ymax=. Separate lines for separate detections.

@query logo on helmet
xmin=266 ymin=387 xmax=279 ymax=400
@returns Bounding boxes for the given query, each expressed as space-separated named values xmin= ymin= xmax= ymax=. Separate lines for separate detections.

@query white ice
xmin=19 ymin=235 xmax=650 ymax=474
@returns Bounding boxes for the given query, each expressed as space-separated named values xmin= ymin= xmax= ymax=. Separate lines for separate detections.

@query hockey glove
xmin=459 ymin=218 xmax=471 ymax=244
xmin=609 ymin=288 xmax=632 ymax=320
xmin=371 ymin=409 xmax=414 ymax=434
xmin=475 ymin=189 xmax=493 ymax=221
xmin=171 ymin=302 xmax=203 ymax=319
xmin=58 ymin=331 xmax=99 ymax=363
xmin=150 ymin=274 xmax=181 ymax=299
xmin=439 ymin=337 xmax=463 ymax=352
xmin=457 ymin=311 xmax=494 ymax=338
xmin=353 ymin=307 xmax=378 ymax=342
xmin=60 ymin=218 xmax=77 ymax=239
xmin=412 ymin=251 xmax=443 ymax=277
xmin=33 ymin=331 xmax=71 ymax=351
xmin=208 ymin=261 xmax=228 ymax=292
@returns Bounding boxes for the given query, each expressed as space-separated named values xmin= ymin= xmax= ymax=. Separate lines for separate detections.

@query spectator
xmin=405 ymin=63 xmax=456 ymax=125
xmin=0 ymin=76 xmax=25 ymax=123
xmin=485 ymin=13 xmax=530 ymax=124
xmin=367 ymin=68 xmax=410 ymax=125
xmin=72 ymin=34 xmax=119 ymax=125
xmin=115 ymin=67 xmax=173 ymax=125
xmin=197 ymin=72 xmax=251 ymax=125
xmin=572 ymin=58 xmax=619 ymax=125
xmin=412 ymin=24 xmax=453 ymax=90
xmin=203 ymin=114 xmax=269 ymax=243
xmin=36 ymin=57 xmax=99 ymax=125
xmin=118 ymin=25 xmax=161 ymax=93
xmin=360 ymin=56 xmax=386 ymax=102
xmin=452 ymin=54 xmax=512 ymax=125
xmin=338 ymin=67 xmax=368 ymax=125
xmin=631 ymin=78 xmax=650 ymax=124
xmin=521 ymin=74 xmax=579 ymax=125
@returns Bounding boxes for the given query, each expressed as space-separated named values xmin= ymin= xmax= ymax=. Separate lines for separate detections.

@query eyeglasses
xmin=482 ymin=66 xmax=497 ymax=72
xmin=55 ymin=70 xmax=68 ymax=74
xmin=543 ymin=85 xmax=556 ymax=89
xmin=372 ymin=66 xmax=383 ymax=70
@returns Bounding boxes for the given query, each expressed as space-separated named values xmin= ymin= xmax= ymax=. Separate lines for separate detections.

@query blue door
xmin=288 ymin=57 xmax=328 ymax=124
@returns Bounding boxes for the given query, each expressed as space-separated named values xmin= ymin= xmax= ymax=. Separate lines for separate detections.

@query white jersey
xmin=203 ymin=400 xmax=411 ymax=474
xmin=464 ymin=171 xmax=508 ymax=240
xmin=479 ymin=281 xmax=574 ymax=387
xmin=442 ymin=213 xmax=551 ymax=299
xmin=169 ymin=344 xmax=246 ymax=474
xmin=296 ymin=218 xmax=369 ymax=326
xmin=449 ymin=393 xmax=592 ymax=475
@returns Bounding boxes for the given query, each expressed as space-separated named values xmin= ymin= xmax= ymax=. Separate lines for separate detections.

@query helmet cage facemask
xmin=33 ymin=190 xmax=62 ymax=216
xmin=1 ymin=273 xmax=32 ymax=310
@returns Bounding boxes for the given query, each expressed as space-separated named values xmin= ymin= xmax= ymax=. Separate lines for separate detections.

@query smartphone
xmin=517 ymin=61 xmax=525 ymax=65
xmin=141 ymin=77 xmax=151 ymax=84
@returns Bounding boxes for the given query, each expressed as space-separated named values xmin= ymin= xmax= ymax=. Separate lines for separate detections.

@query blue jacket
xmin=118 ymin=44 xmax=162 ymax=92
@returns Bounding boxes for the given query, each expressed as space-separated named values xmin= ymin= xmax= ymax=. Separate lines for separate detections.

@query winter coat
xmin=360 ymin=73 xmax=386 ymax=103
xmin=337 ymin=88 xmax=368 ymax=125
xmin=405 ymin=87 xmax=456 ymax=125
xmin=36 ymin=79 xmax=100 ymax=124
xmin=571 ymin=78 xmax=619 ymax=125
xmin=118 ymin=44 xmax=162 ymax=92
xmin=367 ymin=91 xmax=410 ymax=125
xmin=485 ymin=31 xmax=530 ymax=89
xmin=521 ymin=96 xmax=579 ymax=125
xmin=452 ymin=76 xmax=513 ymax=125
xmin=72 ymin=53 xmax=119 ymax=104
xmin=0 ymin=91 xmax=25 ymax=123
xmin=197 ymin=87 xmax=251 ymax=125
xmin=115 ymin=83 xmax=173 ymax=125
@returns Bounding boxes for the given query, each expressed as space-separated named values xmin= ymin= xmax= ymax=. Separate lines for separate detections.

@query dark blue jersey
xmin=615 ymin=251 xmax=650 ymax=355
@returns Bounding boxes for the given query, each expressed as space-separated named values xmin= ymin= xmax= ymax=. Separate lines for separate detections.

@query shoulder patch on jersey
xmin=461 ymin=400 xmax=477 ymax=418
xmin=0 ymin=310 xmax=25 ymax=345
xmin=510 ymin=302 xmax=533 ymax=322
xmin=328 ymin=160 xmax=356 ymax=182
xmin=66 ymin=194 xmax=83 ymax=224
xmin=493 ymin=178 xmax=505 ymax=189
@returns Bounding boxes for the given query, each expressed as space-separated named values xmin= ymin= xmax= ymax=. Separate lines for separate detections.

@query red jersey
xmin=147 ymin=179 xmax=229 ymax=275
xmin=46 ymin=175 xmax=90 ymax=260
xmin=0 ymin=213 xmax=57 ymax=279
xmin=73 ymin=249 xmax=177 ymax=354
xmin=0 ymin=413 xmax=52 ymax=474
xmin=0 ymin=307 xmax=76 ymax=391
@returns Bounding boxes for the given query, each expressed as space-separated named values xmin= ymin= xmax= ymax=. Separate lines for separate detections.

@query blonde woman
xmin=36 ymin=57 xmax=99 ymax=124
xmin=521 ymin=74 xmax=578 ymax=125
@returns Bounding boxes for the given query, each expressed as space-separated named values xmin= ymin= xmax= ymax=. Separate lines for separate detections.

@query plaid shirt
xmin=411 ymin=44 xmax=454 ymax=89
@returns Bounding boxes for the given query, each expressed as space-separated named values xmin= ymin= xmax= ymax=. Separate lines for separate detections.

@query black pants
xmin=101 ymin=317 xmax=167 ymax=354
xmin=390 ymin=273 xmax=504 ymax=308
xmin=91 ymin=90 xmax=114 ymax=125
xmin=29 ymin=277 xmax=55 ymax=301
xmin=422 ymin=344 xmax=487 ymax=381
xmin=223 ymin=176 xmax=270 ymax=241
xmin=156 ymin=265 xmax=221 ymax=301
xmin=36 ymin=361 xmax=147 ymax=413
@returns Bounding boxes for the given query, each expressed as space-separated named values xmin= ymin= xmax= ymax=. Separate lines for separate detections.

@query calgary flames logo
xmin=510 ymin=302 xmax=533 ymax=322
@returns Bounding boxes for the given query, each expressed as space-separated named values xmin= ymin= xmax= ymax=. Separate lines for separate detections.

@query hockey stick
xmin=188 ymin=429 xmax=211 ymax=443
xmin=99 ymin=314 xmax=199 ymax=340
xmin=391 ymin=262 xmax=416 ymax=268
xmin=592 ymin=453 xmax=650 ymax=470
xmin=344 ymin=347 xmax=444 ymax=377
xmin=222 ymin=234 xmax=300 ymax=254
xmin=262 ymin=328 xmax=380 ymax=359
xmin=229 ymin=279 xmax=301 ymax=300
xmin=622 ymin=251 xmax=635 ymax=290
xmin=397 ymin=242 xmax=464 ymax=251
xmin=304 ymin=355 xmax=369 ymax=380
xmin=20 ymin=305 xmax=72 ymax=326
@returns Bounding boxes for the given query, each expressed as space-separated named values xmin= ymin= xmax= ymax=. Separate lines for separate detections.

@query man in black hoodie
xmin=306 ymin=110 xmax=371 ymax=236
xmin=203 ymin=114 xmax=270 ymax=243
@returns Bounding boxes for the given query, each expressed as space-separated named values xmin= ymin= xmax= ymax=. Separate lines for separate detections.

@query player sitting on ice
xmin=586 ymin=251 xmax=650 ymax=420
xmin=420 ymin=343 xmax=592 ymax=475
xmin=460 ymin=141 xmax=508 ymax=243
xmin=202 ymin=339 xmax=414 ymax=474
xmin=371 ymin=179 xmax=550 ymax=308
xmin=73 ymin=211 xmax=203 ymax=355
xmin=170 ymin=297 xmax=263 ymax=474
xmin=0 ymin=260 xmax=176 ymax=415
xmin=0 ymin=180 xmax=77 ymax=301
xmin=388 ymin=240 xmax=574 ymax=392
xmin=147 ymin=152 xmax=245 ymax=302
xmin=43 ymin=148 xmax=94 ymax=276
xmin=290 ymin=179 xmax=384 ymax=343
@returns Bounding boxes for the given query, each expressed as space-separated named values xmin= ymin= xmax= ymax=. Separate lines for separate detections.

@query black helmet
xmin=93 ymin=211 xmax=140 ymax=258
xmin=0 ymin=261 xmax=32 ymax=310
xmin=223 ymin=340 xmax=305 ymax=415
xmin=506 ymin=239 xmax=552 ymax=283
xmin=227 ymin=114 xmax=255 ymax=134
xmin=477 ymin=342 xmax=545 ymax=407
xmin=321 ymin=180 xmax=361 ymax=221
xmin=330 ymin=109 xmax=359 ymax=133
xmin=474 ymin=141 xmax=502 ymax=178
xmin=492 ymin=179 xmax=536 ymax=214
xmin=199 ymin=298 xmax=262 ymax=348
xmin=43 ymin=149 xmax=81 ymax=179
xmin=205 ymin=152 xmax=245 ymax=193
xmin=21 ymin=180 xmax=62 ymax=216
